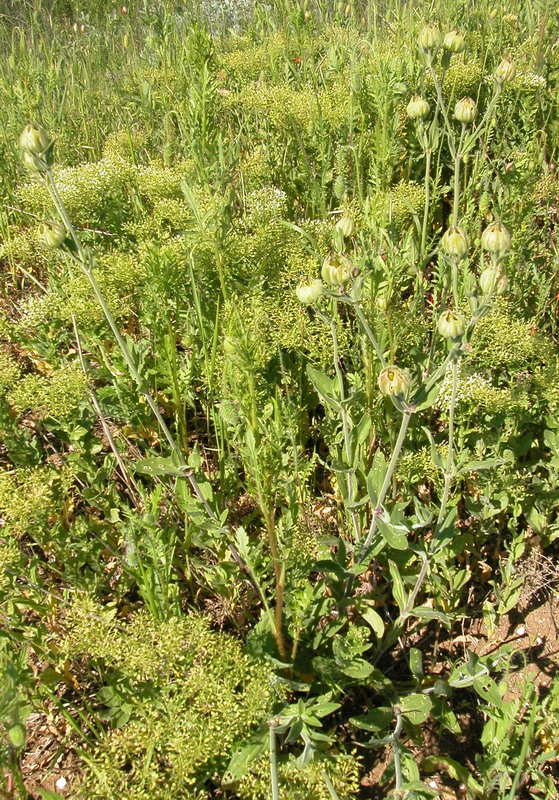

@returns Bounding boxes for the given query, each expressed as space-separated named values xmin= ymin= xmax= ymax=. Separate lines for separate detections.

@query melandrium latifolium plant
xmin=3 ymin=3 xmax=559 ymax=798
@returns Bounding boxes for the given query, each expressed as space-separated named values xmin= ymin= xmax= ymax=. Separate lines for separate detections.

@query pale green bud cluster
xmin=443 ymin=30 xmax=465 ymax=54
xmin=296 ymin=279 xmax=324 ymax=305
xmin=418 ymin=25 xmax=441 ymax=51
xmin=335 ymin=214 xmax=355 ymax=238
xmin=19 ymin=122 xmax=53 ymax=171
xmin=479 ymin=267 xmax=507 ymax=296
xmin=438 ymin=309 xmax=466 ymax=339
xmin=454 ymin=97 xmax=477 ymax=124
xmin=321 ymin=253 xmax=352 ymax=287
xmin=39 ymin=222 xmax=66 ymax=249
xmin=441 ymin=226 xmax=469 ymax=258
xmin=378 ymin=366 xmax=411 ymax=397
xmin=406 ymin=95 xmax=430 ymax=120
xmin=495 ymin=54 xmax=516 ymax=84
xmin=481 ymin=221 xmax=511 ymax=253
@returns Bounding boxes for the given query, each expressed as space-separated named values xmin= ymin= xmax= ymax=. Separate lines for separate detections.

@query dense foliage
xmin=1 ymin=1 xmax=559 ymax=798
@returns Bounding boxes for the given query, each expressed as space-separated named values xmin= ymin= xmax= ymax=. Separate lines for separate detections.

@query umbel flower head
xmin=406 ymin=95 xmax=430 ymax=120
xmin=296 ymin=279 xmax=323 ymax=305
xmin=481 ymin=221 xmax=511 ymax=253
xmin=378 ymin=366 xmax=411 ymax=397
xmin=441 ymin=226 xmax=469 ymax=258
xmin=454 ymin=97 xmax=477 ymax=124
xmin=438 ymin=309 xmax=466 ymax=339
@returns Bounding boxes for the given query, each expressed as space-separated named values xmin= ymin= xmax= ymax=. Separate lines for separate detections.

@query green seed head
xmin=8 ymin=724 xmax=26 ymax=749
xmin=321 ymin=253 xmax=352 ymax=287
xmin=406 ymin=95 xmax=430 ymax=119
xmin=296 ymin=278 xmax=324 ymax=305
xmin=443 ymin=30 xmax=465 ymax=54
xmin=441 ymin=226 xmax=469 ymax=258
xmin=495 ymin=54 xmax=516 ymax=84
xmin=418 ymin=25 xmax=441 ymax=51
xmin=438 ymin=309 xmax=466 ymax=339
xmin=454 ymin=97 xmax=477 ymax=124
xmin=378 ymin=366 xmax=411 ymax=397
xmin=481 ymin=221 xmax=511 ymax=253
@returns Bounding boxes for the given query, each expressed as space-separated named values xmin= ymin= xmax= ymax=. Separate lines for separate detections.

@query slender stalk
xmin=427 ymin=56 xmax=455 ymax=157
xmin=316 ymin=307 xmax=361 ymax=542
xmin=420 ymin=142 xmax=432 ymax=260
xmin=392 ymin=707 xmax=404 ymax=792
xmin=337 ymin=295 xmax=387 ymax=367
xmin=269 ymin=722 xmax=280 ymax=800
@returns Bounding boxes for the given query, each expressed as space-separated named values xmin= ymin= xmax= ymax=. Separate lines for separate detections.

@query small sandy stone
xmin=515 ymin=625 xmax=526 ymax=637
xmin=55 ymin=777 xmax=67 ymax=791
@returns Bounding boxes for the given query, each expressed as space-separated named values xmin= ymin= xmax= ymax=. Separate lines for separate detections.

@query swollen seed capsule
xmin=495 ymin=54 xmax=516 ymax=84
xmin=296 ymin=279 xmax=323 ymax=305
xmin=406 ymin=95 xmax=430 ymax=119
xmin=438 ymin=309 xmax=466 ymax=339
xmin=8 ymin=724 xmax=26 ymax=749
xmin=443 ymin=30 xmax=465 ymax=53
xmin=39 ymin=222 xmax=66 ymax=249
xmin=19 ymin=122 xmax=51 ymax=155
xmin=336 ymin=214 xmax=355 ymax=238
xmin=454 ymin=97 xmax=477 ymax=124
xmin=321 ymin=253 xmax=352 ymax=287
xmin=418 ymin=25 xmax=441 ymax=51
xmin=481 ymin=221 xmax=511 ymax=253
xmin=378 ymin=366 xmax=411 ymax=397
xmin=441 ymin=226 xmax=469 ymax=258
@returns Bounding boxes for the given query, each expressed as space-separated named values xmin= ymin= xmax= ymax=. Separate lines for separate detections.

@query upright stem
xmin=269 ymin=722 xmax=280 ymax=800
xmin=420 ymin=144 xmax=432 ymax=259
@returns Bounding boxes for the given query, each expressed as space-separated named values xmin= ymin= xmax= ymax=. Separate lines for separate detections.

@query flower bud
xmin=296 ymin=279 xmax=323 ymax=305
xmin=19 ymin=122 xmax=51 ymax=155
xmin=376 ymin=295 xmax=388 ymax=312
xmin=438 ymin=309 xmax=466 ymax=339
xmin=441 ymin=226 xmax=469 ymax=258
xmin=481 ymin=221 xmax=510 ymax=253
xmin=479 ymin=267 xmax=507 ymax=295
xmin=454 ymin=97 xmax=477 ymax=124
xmin=418 ymin=25 xmax=441 ymax=51
xmin=378 ymin=366 xmax=411 ymax=397
xmin=443 ymin=30 xmax=465 ymax=53
xmin=321 ymin=253 xmax=352 ymax=287
xmin=336 ymin=214 xmax=355 ymax=238
xmin=495 ymin=54 xmax=516 ymax=84
xmin=406 ymin=95 xmax=430 ymax=119
xmin=39 ymin=222 xmax=66 ymax=249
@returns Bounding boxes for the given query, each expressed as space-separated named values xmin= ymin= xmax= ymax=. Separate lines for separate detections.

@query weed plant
xmin=1 ymin=1 xmax=559 ymax=798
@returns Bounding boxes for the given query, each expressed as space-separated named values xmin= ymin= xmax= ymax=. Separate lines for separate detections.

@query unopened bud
xmin=378 ymin=366 xmax=411 ymax=397
xmin=441 ymin=226 xmax=469 ymax=258
xmin=336 ymin=214 xmax=355 ymax=238
xmin=495 ymin=54 xmax=516 ymax=83
xmin=438 ymin=309 xmax=466 ymax=339
xmin=39 ymin=222 xmax=66 ymax=249
xmin=481 ymin=221 xmax=510 ymax=253
xmin=443 ymin=30 xmax=465 ymax=54
xmin=454 ymin=97 xmax=477 ymax=124
xmin=406 ymin=95 xmax=430 ymax=119
xmin=19 ymin=122 xmax=51 ymax=155
xmin=296 ymin=279 xmax=323 ymax=305
xmin=479 ymin=267 xmax=507 ymax=295
xmin=321 ymin=253 xmax=352 ymax=287
xmin=418 ymin=25 xmax=441 ymax=51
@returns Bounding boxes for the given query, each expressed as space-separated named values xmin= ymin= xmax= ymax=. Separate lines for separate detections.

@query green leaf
xmin=411 ymin=607 xmax=451 ymax=626
xmin=361 ymin=606 xmax=385 ymax=639
xmin=409 ymin=648 xmax=423 ymax=680
xmin=377 ymin=516 xmax=408 ymax=550
xmin=307 ymin=366 xmax=340 ymax=410
xmin=225 ymin=732 xmax=268 ymax=780
xmin=133 ymin=456 xmax=185 ymax=477
xmin=388 ymin=561 xmax=407 ymax=612
xmin=350 ymin=707 xmax=392 ymax=732
xmin=399 ymin=693 xmax=433 ymax=725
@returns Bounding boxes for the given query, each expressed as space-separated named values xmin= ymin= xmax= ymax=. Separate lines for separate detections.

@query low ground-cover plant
xmin=2 ymin=2 xmax=559 ymax=798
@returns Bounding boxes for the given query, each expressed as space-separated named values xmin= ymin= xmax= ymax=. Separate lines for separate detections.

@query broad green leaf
xmin=361 ymin=606 xmax=385 ymax=639
xmin=133 ymin=456 xmax=185 ymax=477
xmin=350 ymin=707 xmax=392 ymax=732
xmin=399 ymin=693 xmax=433 ymax=725
xmin=377 ymin=517 xmax=408 ymax=550
xmin=388 ymin=561 xmax=407 ymax=612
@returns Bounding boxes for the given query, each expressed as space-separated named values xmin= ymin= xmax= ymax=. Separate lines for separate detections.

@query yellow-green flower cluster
xmin=0 ymin=465 xmax=73 ymax=538
xmin=7 ymin=364 xmax=88 ymax=420
xmin=235 ymin=754 xmax=360 ymax=800
xmin=0 ymin=347 xmax=21 ymax=394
